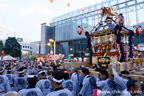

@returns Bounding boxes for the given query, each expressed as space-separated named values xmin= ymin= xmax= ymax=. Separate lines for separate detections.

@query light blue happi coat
xmin=121 ymin=89 xmax=144 ymax=96
xmin=47 ymin=88 xmax=72 ymax=96
xmin=14 ymin=76 xmax=27 ymax=91
xmin=120 ymin=89 xmax=132 ymax=96
xmin=5 ymin=74 xmax=16 ymax=85
xmin=96 ymin=78 xmax=115 ymax=96
xmin=62 ymin=79 xmax=76 ymax=96
xmin=17 ymin=64 xmax=22 ymax=69
xmin=114 ymin=73 xmax=128 ymax=96
xmin=18 ymin=87 xmax=43 ymax=96
xmin=114 ymin=73 xmax=128 ymax=90
xmin=33 ymin=67 xmax=39 ymax=74
xmin=79 ymin=76 xmax=93 ymax=96
xmin=5 ymin=74 xmax=16 ymax=91
xmin=46 ymin=75 xmax=50 ymax=81
xmin=27 ymin=66 xmax=33 ymax=74
xmin=0 ymin=75 xmax=10 ymax=96
xmin=71 ymin=73 xmax=84 ymax=96
xmin=36 ymin=79 xmax=51 ymax=96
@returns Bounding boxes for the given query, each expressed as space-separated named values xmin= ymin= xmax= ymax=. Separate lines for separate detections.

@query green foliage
xmin=33 ymin=52 xmax=37 ymax=56
xmin=30 ymin=55 xmax=37 ymax=60
xmin=4 ymin=37 xmax=21 ymax=58
xmin=0 ymin=40 xmax=3 ymax=49
xmin=30 ymin=52 xmax=37 ymax=60
xmin=0 ymin=40 xmax=4 ymax=55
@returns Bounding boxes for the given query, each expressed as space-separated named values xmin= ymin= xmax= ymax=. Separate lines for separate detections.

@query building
xmin=17 ymin=38 xmax=40 ymax=59
xmin=41 ymin=23 xmax=55 ymax=54
xmin=30 ymin=41 xmax=41 ymax=55
xmin=41 ymin=0 xmax=144 ymax=58
xmin=17 ymin=38 xmax=32 ymax=59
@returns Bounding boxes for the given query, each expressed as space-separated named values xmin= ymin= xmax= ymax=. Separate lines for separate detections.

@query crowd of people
xmin=0 ymin=60 xmax=143 ymax=96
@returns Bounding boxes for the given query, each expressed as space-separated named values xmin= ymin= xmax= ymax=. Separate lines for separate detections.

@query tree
xmin=30 ymin=55 xmax=37 ymax=60
xmin=0 ymin=40 xmax=4 ymax=55
xmin=4 ymin=37 xmax=21 ymax=58
xmin=30 ymin=52 xmax=37 ymax=60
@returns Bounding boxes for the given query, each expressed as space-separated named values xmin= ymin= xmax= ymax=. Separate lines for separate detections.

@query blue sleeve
xmin=114 ymin=73 xmax=128 ymax=89
xmin=96 ymin=79 xmax=106 ymax=89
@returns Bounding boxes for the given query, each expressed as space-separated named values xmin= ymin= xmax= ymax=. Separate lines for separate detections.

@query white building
xmin=17 ymin=38 xmax=40 ymax=59
xmin=30 ymin=41 xmax=41 ymax=55
xmin=17 ymin=38 xmax=31 ymax=59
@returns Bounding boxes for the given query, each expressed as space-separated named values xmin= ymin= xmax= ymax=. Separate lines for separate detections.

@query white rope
xmin=117 ymin=44 xmax=121 ymax=61
xmin=123 ymin=35 xmax=126 ymax=44
xmin=126 ymin=36 xmax=129 ymax=58
xmin=109 ymin=33 xmax=113 ymax=42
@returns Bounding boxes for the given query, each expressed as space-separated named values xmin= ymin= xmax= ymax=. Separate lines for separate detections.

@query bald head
xmin=4 ymin=91 xmax=18 ymax=96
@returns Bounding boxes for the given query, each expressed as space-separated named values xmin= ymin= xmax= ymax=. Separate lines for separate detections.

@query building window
xmin=23 ymin=46 xmax=24 ymax=48
xmin=28 ymin=46 xmax=29 ymax=48
xmin=25 ymin=46 xmax=27 ymax=48
xmin=30 ymin=51 xmax=32 ymax=55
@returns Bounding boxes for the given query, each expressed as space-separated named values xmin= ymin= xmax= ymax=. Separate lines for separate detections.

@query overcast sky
xmin=0 ymin=0 xmax=105 ymax=42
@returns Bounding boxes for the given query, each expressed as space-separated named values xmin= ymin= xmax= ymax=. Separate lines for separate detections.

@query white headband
xmin=27 ymin=75 xmax=37 ymax=78
xmin=38 ymin=71 xmax=45 ymax=74
xmin=19 ymin=69 xmax=25 ymax=74
xmin=51 ymin=76 xmax=64 ymax=83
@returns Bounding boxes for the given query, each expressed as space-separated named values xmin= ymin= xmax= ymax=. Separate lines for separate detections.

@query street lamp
xmin=49 ymin=39 xmax=54 ymax=42
xmin=47 ymin=43 xmax=51 ymax=46
xmin=48 ymin=43 xmax=52 ymax=55
xmin=49 ymin=39 xmax=56 ymax=63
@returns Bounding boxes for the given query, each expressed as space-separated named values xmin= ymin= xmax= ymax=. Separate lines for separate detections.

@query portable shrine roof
xmin=91 ymin=19 xmax=130 ymax=37
xmin=95 ymin=21 xmax=116 ymax=32
xmin=91 ymin=20 xmax=116 ymax=36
